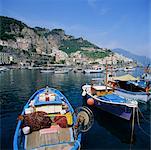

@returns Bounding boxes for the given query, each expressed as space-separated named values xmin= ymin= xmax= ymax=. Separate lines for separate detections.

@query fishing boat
xmin=107 ymin=74 xmax=151 ymax=103
xmin=82 ymin=78 xmax=138 ymax=120
xmin=13 ymin=86 xmax=94 ymax=150
xmin=54 ymin=69 xmax=69 ymax=74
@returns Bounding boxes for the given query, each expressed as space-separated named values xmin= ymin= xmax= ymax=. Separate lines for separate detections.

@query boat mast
xmin=111 ymin=53 xmax=113 ymax=77
xmin=105 ymin=60 xmax=108 ymax=92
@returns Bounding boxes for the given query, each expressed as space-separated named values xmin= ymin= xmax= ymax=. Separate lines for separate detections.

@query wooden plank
xmin=58 ymin=128 xmax=71 ymax=142
xmin=26 ymin=127 xmax=73 ymax=149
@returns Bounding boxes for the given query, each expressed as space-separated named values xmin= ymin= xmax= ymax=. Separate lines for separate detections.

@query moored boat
xmin=82 ymin=79 xmax=138 ymax=120
xmin=124 ymin=67 xmax=135 ymax=72
xmin=13 ymin=86 xmax=94 ymax=150
xmin=40 ymin=69 xmax=54 ymax=73
xmin=84 ymin=68 xmax=102 ymax=73
xmin=107 ymin=74 xmax=151 ymax=103
xmin=54 ymin=69 xmax=69 ymax=74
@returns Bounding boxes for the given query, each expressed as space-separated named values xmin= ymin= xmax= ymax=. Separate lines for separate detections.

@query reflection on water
xmin=0 ymin=69 xmax=150 ymax=150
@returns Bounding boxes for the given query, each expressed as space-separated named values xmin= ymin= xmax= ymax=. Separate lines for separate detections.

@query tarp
xmin=100 ymin=94 xmax=126 ymax=103
xmin=112 ymin=74 xmax=138 ymax=81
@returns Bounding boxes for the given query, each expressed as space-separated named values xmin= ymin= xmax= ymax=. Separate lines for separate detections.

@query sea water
xmin=0 ymin=68 xmax=150 ymax=149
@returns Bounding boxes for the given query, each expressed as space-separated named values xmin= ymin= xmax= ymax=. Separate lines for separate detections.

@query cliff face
xmin=0 ymin=16 xmax=62 ymax=54
xmin=0 ymin=16 xmax=101 ymax=56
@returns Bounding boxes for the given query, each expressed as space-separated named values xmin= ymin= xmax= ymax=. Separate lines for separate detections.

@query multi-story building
xmin=0 ymin=52 xmax=17 ymax=65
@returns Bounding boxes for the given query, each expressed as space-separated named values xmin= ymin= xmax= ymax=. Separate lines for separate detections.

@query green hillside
xmin=59 ymin=38 xmax=99 ymax=54
xmin=0 ymin=16 xmax=27 ymax=41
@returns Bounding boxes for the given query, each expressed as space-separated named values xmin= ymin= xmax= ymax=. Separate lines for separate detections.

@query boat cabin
xmin=90 ymin=78 xmax=113 ymax=96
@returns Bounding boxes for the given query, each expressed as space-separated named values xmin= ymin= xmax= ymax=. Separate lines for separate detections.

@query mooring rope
xmin=138 ymin=107 xmax=150 ymax=124
xmin=130 ymin=107 xmax=135 ymax=150
xmin=136 ymin=108 xmax=150 ymax=137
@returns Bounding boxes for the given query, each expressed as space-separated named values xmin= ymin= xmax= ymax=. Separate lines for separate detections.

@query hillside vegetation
xmin=0 ymin=16 xmax=27 ymax=41
xmin=59 ymin=38 xmax=99 ymax=54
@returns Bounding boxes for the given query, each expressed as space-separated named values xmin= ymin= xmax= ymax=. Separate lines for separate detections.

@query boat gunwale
xmin=115 ymin=87 xmax=150 ymax=95
xmin=86 ymin=92 xmax=137 ymax=107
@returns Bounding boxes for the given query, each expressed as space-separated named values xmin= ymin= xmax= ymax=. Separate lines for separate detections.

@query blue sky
xmin=0 ymin=0 xmax=150 ymax=57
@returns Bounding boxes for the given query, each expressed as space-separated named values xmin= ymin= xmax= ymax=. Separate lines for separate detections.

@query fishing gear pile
xmin=21 ymin=111 xmax=52 ymax=132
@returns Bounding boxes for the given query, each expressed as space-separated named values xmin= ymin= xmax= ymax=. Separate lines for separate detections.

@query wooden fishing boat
xmin=13 ymin=86 xmax=94 ymax=150
xmin=82 ymin=78 xmax=138 ymax=120
xmin=107 ymin=74 xmax=151 ymax=103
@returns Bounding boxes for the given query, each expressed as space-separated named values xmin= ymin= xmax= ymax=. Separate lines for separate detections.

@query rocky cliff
xmin=0 ymin=16 xmax=133 ymax=66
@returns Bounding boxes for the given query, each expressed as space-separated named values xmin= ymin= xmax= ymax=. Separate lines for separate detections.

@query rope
xmin=138 ymin=107 xmax=150 ymax=124
xmin=130 ymin=107 xmax=135 ymax=150
xmin=136 ymin=108 xmax=150 ymax=137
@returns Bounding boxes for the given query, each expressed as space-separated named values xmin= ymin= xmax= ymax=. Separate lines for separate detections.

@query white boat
xmin=124 ymin=67 xmax=135 ymax=72
xmin=84 ymin=68 xmax=102 ymax=73
xmin=54 ymin=69 xmax=69 ymax=74
xmin=82 ymin=79 xmax=138 ymax=120
xmin=0 ymin=67 xmax=9 ymax=72
xmin=40 ymin=70 xmax=54 ymax=73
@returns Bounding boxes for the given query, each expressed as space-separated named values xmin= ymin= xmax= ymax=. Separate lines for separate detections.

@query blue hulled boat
xmin=14 ymin=87 xmax=93 ymax=150
xmin=82 ymin=79 xmax=138 ymax=120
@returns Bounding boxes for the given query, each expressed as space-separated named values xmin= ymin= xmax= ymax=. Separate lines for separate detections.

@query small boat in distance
xmin=82 ymin=78 xmax=138 ymax=120
xmin=84 ymin=68 xmax=103 ymax=73
xmin=0 ymin=66 xmax=9 ymax=73
xmin=54 ymin=69 xmax=69 ymax=74
xmin=13 ymin=86 xmax=94 ymax=150
xmin=124 ymin=66 xmax=135 ymax=72
xmin=40 ymin=68 xmax=54 ymax=73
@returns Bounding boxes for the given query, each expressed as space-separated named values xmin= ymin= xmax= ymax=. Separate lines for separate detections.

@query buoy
xmin=87 ymin=98 xmax=94 ymax=106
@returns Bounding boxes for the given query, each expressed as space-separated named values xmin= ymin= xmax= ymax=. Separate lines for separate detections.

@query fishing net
xmin=22 ymin=111 xmax=52 ymax=132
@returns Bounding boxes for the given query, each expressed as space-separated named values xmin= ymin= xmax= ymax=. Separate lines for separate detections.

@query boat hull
xmin=83 ymin=94 xmax=133 ymax=120
xmin=84 ymin=69 xmax=102 ymax=73
xmin=40 ymin=70 xmax=54 ymax=73
xmin=114 ymin=88 xmax=151 ymax=103
xmin=54 ymin=70 xmax=69 ymax=74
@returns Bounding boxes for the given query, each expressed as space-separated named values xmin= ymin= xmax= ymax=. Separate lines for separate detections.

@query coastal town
xmin=0 ymin=16 xmax=138 ymax=72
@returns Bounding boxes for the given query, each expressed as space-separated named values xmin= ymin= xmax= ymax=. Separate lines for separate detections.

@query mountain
xmin=1 ymin=16 xmax=134 ymax=66
xmin=0 ymin=16 xmax=111 ymax=62
xmin=112 ymin=48 xmax=151 ymax=66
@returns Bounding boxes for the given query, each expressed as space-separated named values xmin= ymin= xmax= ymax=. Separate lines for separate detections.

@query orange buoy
xmin=87 ymin=98 xmax=94 ymax=106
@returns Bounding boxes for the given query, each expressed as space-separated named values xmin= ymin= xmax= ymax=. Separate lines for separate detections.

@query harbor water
xmin=0 ymin=68 xmax=150 ymax=149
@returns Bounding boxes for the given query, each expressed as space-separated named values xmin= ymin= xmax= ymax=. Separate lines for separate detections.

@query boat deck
xmin=25 ymin=127 xmax=74 ymax=150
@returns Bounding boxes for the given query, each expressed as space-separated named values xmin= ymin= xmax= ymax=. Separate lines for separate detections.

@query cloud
xmin=99 ymin=8 xmax=110 ymax=15
xmin=87 ymin=0 xmax=97 ymax=8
